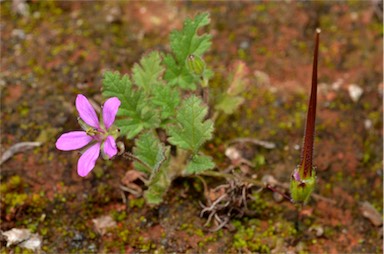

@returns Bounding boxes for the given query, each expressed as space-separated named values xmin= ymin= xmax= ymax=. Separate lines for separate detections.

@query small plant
xmin=56 ymin=13 xmax=322 ymax=211
xmin=101 ymin=13 xmax=216 ymax=204
xmin=56 ymin=13 xmax=247 ymax=205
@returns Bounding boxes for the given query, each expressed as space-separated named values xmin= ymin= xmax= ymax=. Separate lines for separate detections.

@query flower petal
xmin=77 ymin=142 xmax=100 ymax=177
xmin=56 ymin=131 xmax=92 ymax=151
xmin=293 ymin=170 xmax=301 ymax=181
xmin=102 ymin=97 xmax=121 ymax=129
xmin=76 ymin=94 xmax=100 ymax=128
xmin=103 ymin=136 xmax=118 ymax=158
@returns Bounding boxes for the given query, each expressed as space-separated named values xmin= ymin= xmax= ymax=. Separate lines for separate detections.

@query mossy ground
xmin=1 ymin=1 xmax=382 ymax=253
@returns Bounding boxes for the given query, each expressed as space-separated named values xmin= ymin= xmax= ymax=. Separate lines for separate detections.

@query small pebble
xmin=73 ymin=231 xmax=84 ymax=241
xmin=33 ymin=11 xmax=40 ymax=19
xmin=331 ymin=78 xmax=343 ymax=91
xmin=261 ymin=174 xmax=279 ymax=187
xmin=92 ymin=215 xmax=117 ymax=235
xmin=348 ymin=84 xmax=363 ymax=102
xmin=160 ymin=238 xmax=168 ymax=246
xmin=225 ymin=146 xmax=242 ymax=161
xmin=364 ymin=119 xmax=372 ymax=130
xmin=360 ymin=201 xmax=383 ymax=227
xmin=88 ymin=243 xmax=97 ymax=252
xmin=12 ymin=0 xmax=29 ymax=16
xmin=273 ymin=192 xmax=284 ymax=202
xmin=239 ymin=40 xmax=250 ymax=49
xmin=309 ymin=225 xmax=324 ymax=237
xmin=11 ymin=29 xmax=26 ymax=40
xmin=254 ymin=70 xmax=271 ymax=87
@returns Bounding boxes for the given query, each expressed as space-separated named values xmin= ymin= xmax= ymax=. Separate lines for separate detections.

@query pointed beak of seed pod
xmin=290 ymin=29 xmax=320 ymax=204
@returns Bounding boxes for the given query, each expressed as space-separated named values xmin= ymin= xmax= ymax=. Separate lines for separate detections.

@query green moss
xmin=248 ymin=193 xmax=268 ymax=214
xmin=233 ymin=219 xmax=269 ymax=252
xmin=1 ymin=176 xmax=32 ymax=217
xmin=232 ymin=218 xmax=297 ymax=252
xmin=112 ymin=210 xmax=127 ymax=221
xmin=128 ymin=198 xmax=145 ymax=209
xmin=118 ymin=229 xmax=130 ymax=242
xmin=253 ymin=154 xmax=266 ymax=168
xmin=257 ymin=47 xmax=268 ymax=55
xmin=197 ymin=233 xmax=216 ymax=249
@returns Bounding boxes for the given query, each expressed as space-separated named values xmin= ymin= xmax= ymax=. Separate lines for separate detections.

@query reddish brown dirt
xmin=1 ymin=1 xmax=382 ymax=253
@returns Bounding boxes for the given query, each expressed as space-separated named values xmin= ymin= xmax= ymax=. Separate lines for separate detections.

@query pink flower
xmin=56 ymin=94 xmax=121 ymax=177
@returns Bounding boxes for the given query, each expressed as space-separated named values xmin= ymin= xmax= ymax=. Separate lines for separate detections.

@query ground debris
xmin=359 ymin=201 xmax=383 ymax=227
xmin=225 ymin=146 xmax=254 ymax=168
xmin=1 ymin=228 xmax=42 ymax=251
xmin=120 ymin=169 xmax=147 ymax=201
xmin=12 ymin=0 xmax=29 ymax=17
xmin=308 ymin=225 xmax=324 ymax=237
xmin=0 ymin=142 xmax=42 ymax=165
xmin=199 ymin=169 xmax=262 ymax=232
xmin=92 ymin=215 xmax=117 ymax=235
xmin=228 ymin=137 xmax=276 ymax=149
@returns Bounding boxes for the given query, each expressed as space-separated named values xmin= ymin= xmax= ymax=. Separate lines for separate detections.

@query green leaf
xmin=164 ymin=13 xmax=212 ymax=90
xmin=226 ymin=61 xmax=249 ymax=96
xmin=163 ymin=55 xmax=195 ymax=90
xmin=132 ymin=132 xmax=166 ymax=174
xmin=115 ymin=119 xmax=143 ymax=138
xmin=185 ymin=154 xmax=215 ymax=174
xmin=214 ymin=61 xmax=249 ymax=115
xmin=167 ymin=95 xmax=213 ymax=153
xmin=152 ymin=85 xmax=180 ymax=121
xmin=133 ymin=132 xmax=170 ymax=205
xmin=144 ymin=169 xmax=170 ymax=205
xmin=102 ymin=71 xmax=160 ymax=138
xmin=132 ymin=51 xmax=164 ymax=94
xmin=215 ymin=95 xmax=245 ymax=115
xmin=170 ymin=13 xmax=211 ymax=63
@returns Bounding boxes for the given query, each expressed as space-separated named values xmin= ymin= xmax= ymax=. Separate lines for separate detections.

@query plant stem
xmin=123 ymin=152 xmax=153 ymax=173
xmin=200 ymin=170 xmax=265 ymax=187
xmin=295 ymin=203 xmax=304 ymax=231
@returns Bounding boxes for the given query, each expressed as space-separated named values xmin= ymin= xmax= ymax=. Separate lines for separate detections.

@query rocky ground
xmin=1 ymin=1 xmax=383 ymax=253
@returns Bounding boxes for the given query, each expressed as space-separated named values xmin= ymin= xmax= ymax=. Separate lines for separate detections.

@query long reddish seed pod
xmin=300 ymin=29 xmax=320 ymax=178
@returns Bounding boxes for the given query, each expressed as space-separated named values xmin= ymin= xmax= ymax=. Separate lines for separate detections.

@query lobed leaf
xmin=164 ymin=13 xmax=212 ymax=90
xmin=185 ymin=154 xmax=215 ymax=174
xmin=167 ymin=95 xmax=213 ymax=153
xmin=144 ymin=169 xmax=170 ymax=205
xmin=215 ymin=61 xmax=250 ymax=115
xmin=102 ymin=71 xmax=160 ymax=138
xmin=132 ymin=132 xmax=166 ymax=174
xmin=170 ymin=13 xmax=211 ymax=63
xmin=215 ymin=95 xmax=245 ymax=115
xmin=152 ymin=85 xmax=181 ymax=121
xmin=132 ymin=51 xmax=164 ymax=94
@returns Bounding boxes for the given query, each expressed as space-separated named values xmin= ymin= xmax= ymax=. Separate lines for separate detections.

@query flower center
xmin=86 ymin=127 xmax=107 ymax=142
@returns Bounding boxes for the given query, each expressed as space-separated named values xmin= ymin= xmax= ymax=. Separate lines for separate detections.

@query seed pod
xmin=290 ymin=29 xmax=320 ymax=204
xmin=186 ymin=54 xmax=205 ymax=76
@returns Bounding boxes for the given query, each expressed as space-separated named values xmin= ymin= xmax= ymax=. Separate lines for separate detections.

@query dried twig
xmin=228 ymin=137 xmax=276 ymax=149
xmin=198 ymin=169 xmax=337 ymax=230
xmin=1 ymin=142 xmax=42 ymax=165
